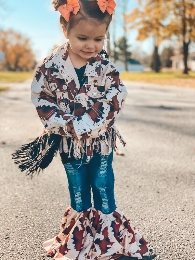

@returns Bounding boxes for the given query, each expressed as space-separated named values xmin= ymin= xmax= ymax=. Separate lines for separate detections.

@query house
xmin=170 ymin=52 xmax=195 ymax=71
xmin=115 ymin=59 xmax=145 ymax=72
xmin=0 ymin=52 xmax=5 ymax=64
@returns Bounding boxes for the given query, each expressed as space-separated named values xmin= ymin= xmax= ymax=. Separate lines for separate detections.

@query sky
xmin=0 ymin=0 xmax=155 ymax=61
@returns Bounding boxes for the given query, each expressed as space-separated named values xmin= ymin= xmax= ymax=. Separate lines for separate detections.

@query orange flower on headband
xmin=97 ymin=0 xmax=116 ymax=15
xmin=58 ymin=0 xmax=80 ymax=22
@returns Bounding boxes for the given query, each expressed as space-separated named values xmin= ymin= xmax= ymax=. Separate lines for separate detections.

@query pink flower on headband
xmin=58 ymin=0 xmax=80 ymax=22
xmin=97 ymin=0 xmax=116 ymax=15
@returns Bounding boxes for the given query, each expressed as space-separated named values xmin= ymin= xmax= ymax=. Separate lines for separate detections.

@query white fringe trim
xmin=59 ymin=127 xmax=125 ymax=159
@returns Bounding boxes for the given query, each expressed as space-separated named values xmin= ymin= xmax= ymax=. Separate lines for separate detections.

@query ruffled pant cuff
xmin=43 ymin=206 xmax=153 ymax=259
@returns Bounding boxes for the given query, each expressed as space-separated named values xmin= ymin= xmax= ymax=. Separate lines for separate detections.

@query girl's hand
xmin=67 ymin=121 xmax=78 ymax=139
xmin=67 ymin=122 xmax=89 ymax=141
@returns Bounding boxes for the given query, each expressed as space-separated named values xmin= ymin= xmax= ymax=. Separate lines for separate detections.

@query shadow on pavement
xmin=141 ymin=105 xmax=181 ymax=111
xmin=118 ymin=255 xmax=157 ymax=260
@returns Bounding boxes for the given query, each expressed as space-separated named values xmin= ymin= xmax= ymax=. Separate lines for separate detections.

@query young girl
xmin=31 ymin=0 xmax=152 ymax=259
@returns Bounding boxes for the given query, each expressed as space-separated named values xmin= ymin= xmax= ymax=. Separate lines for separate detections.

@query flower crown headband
xmin=56 ymin=0 xmax=116 ymax=22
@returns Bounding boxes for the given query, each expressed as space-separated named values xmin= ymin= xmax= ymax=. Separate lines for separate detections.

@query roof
xmin=128 ymin=59 xmax=141 ymax=65
xmin=115 ymin=59 xmax=141 ymax=65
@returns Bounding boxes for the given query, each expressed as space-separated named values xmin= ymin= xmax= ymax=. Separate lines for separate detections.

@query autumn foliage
xmin=0 ymin=29 xmax=35 ymax=71
xmin=125 ymin=0 xmax=195 ymax=74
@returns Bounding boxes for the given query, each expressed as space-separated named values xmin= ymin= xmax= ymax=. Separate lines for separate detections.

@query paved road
xmin=0 ymin=80 xmax=194 ymax=260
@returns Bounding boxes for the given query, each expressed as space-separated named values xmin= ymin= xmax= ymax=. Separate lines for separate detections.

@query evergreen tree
xmin=151 ymin=46 xmax=161 ymax=72
xmin=116 ymin=36 xmax=131 ymax=71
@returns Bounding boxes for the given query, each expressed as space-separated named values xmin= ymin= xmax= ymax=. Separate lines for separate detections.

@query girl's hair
xmin=52 ymin=0 xmax=113 ymax=32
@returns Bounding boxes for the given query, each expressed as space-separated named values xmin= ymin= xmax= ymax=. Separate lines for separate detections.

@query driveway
xmin=0 ymin=80 xmax=194 ymax=260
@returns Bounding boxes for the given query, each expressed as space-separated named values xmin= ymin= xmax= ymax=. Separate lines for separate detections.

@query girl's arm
xmin=72 ymin=65 xmax=128 ymax=140
xmin=31 ymin=66 xmax=74 ymax=136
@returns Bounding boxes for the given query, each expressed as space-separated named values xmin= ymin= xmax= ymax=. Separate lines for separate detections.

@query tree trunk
xmin=183 ymin=41 xmax=189 ymax=74
xmin=112 ymin=15 xmax=117 ymax=63
xmin=106 ymin=31 xmax=111 ymax=57
xmin=152 ymin=45 xmax=161 ymax=73
xmin=181 ymin=0 xmax=189 ymax=74
xmin=124 ymin=37 xmax=128 ymax=71
xmin=124 ymin=57 xmax=128 ymax=71
xmin=113 ymin=44 xmax=118 ymax=63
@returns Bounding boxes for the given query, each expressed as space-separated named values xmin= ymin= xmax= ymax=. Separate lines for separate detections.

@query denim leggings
xmin=63 ymin=151 xmax=116 ymax=214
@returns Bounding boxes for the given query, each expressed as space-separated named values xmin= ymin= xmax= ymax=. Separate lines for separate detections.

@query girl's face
xmin=65 ymin=20 xmax=107 ymax=67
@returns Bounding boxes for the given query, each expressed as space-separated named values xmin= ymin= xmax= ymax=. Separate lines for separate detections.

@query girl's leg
xmin=64 ymin=159 xmax=92 ymax=212
xmin=88 ymin=151 xmax=116 ymax=214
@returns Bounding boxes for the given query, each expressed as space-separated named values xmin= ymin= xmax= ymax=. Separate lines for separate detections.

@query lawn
xmin=0 ymin=71 xmax=34 ymax=83
xmin=0 ymin=70 xmax=194 ymax=89
xmin=120 ymin=71 xmax=195 ymax=88
xmin=0 ymin=86 xmax=9 ymax=92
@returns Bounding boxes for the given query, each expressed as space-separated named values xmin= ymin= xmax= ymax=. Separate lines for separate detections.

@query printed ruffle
xmin=43 ymin=207 xmax=152 ymax=259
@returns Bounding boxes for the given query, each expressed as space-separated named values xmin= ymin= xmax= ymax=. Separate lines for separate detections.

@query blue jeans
xmin=63 ymin=151 xmax=116 ymax=214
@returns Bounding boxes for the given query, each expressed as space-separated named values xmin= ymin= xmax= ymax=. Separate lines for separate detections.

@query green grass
xmin=0 ymin=70 xmax=194 ymax=88
xmin=0 ymin=86 xmax=9 ymax=92
xmin=120 ymin=71 xmax=195 ymax=81
xmin=0 ymin=71 xmax=34 ymax=83
xmin=120 ymin=71 xmax=195 ymax=88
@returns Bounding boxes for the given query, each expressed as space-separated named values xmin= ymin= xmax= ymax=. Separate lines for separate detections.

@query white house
xmin=170 ymin=52 xmax=195 ymax=71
